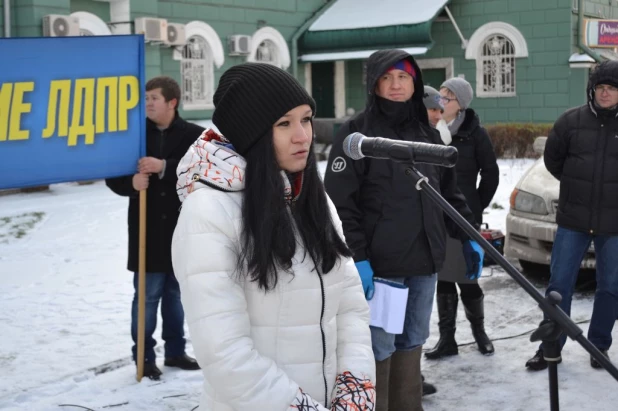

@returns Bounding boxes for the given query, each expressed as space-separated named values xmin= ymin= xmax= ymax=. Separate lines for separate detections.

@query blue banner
xmin=0 ymin=35 xmax=146 ymax=189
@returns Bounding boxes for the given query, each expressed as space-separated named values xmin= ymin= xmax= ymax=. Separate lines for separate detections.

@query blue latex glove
xmin=355 ymin=260 xmax=375 ymax=300
xmin=462 ymin=240 xmax=485 ymax=280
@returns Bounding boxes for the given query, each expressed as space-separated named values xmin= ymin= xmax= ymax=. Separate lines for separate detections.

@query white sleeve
xmin=327 ymin=197 xmax=376 ymax=409
xmin=172 ymin=190 xmax=327 ymax=410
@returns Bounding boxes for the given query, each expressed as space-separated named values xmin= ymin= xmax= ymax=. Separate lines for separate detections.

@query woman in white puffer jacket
xmin=171 ymin=63 xmax=375 ymax=411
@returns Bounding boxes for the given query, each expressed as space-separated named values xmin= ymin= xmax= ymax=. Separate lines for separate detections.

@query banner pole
xmin=136 ymin=189 xmax=147 ymax=382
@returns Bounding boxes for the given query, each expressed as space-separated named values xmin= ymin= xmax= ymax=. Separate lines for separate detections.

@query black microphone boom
xmin=343 ymin=132 xmax=458 ymax=167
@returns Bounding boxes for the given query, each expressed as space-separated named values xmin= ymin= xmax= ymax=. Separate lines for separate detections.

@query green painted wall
xmin=134 ymin=0 xmax=327 ymax=119
xmin=345 ymin=60 xmax=365 ymax=114
xmin=70 ymin=0 xmax=110 ymax=22
xmin=583 ymin=0 xmax=618 ymax=19
xmin=11 ymin=0 xmax=70 ymax=37
xmin=422 ymin=0 xmax=575 ymax=124
xmin=6 ymin=0 xmax=618 ymax=124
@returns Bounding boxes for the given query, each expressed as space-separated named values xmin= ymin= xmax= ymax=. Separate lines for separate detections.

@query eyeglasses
xmin=594 ymin=85 xmax=618 ymax=94
xmin=440 ymin=96 xmax=457 ymax=104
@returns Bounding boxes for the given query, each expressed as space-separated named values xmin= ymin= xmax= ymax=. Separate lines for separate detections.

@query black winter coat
xmin=324 ymin=49 xmax=476 ymax=278
xmin=106 ymin=115 xmax=204 ymax=273
xmin=544 ymin=105 xmax=618 ymax=235
xmin=450 ymin=109 xmax=499 ymax=225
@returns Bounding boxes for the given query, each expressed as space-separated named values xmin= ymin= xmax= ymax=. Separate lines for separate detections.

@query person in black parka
xmin=325 ymin=49 xmax=480 ymax=411
xmin=105 ymin=76 xmax=204 ymax=380
xmin=425 ymin=78 xmax=500 ymax=360
xmin=526 ymin=61 xmax=618 ymax=371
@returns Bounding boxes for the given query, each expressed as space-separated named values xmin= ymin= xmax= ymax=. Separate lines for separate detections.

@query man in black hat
xmin=526 ymin=61 xmax=618 ymax=371
xmin=325 ymin=49 xmax=479 ymax=411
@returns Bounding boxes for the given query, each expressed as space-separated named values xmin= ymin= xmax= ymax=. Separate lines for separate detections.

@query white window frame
xmin=173 ymin=21 xmax=225 ymax=111
xmin=465 ymin=22 xmax=528 ymax=98
xmin=415 ymin=58 xmax=455 ymax=84
xmin=246 ymin=27 xmax=291 ymax=69
xmin=70 ymin=11 xmax=112 ymax=36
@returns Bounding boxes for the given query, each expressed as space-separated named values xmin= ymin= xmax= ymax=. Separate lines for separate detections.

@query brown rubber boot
xmin=388 ymin=347 xmax=424 ymax=411
xmin=375 ymin=357 xmax=391 ymax=410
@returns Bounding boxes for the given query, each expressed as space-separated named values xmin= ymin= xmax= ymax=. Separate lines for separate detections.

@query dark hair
xmin=237 ymin=129 xmax=353 ymax=291
xmin=146 ymin=76 xmax=181 ymax=109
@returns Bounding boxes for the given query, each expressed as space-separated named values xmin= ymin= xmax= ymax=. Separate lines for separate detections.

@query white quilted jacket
xmin=171 ymin=131 xmax=375 ymax=411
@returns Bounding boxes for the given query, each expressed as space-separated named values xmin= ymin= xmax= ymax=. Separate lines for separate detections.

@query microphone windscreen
xmin=343 ymin=132 xmax=364 ymax=160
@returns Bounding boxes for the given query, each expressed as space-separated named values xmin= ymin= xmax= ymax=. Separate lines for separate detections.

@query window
xmin=256 ymin=40 xmax=279 ymax=66
xmin=465 ymin=22 xmax=528 ymax=98
xmin=181 ymin=36 xmax=214 ymax=110
xmin=480 ymin=35 xmax=516 ymax=96
xmin=247 ymin=27 xmax=291 ymax=69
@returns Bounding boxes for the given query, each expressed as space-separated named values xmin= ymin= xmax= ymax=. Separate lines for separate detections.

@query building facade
xmin=1 ymin=0 xmax=616 ymax=124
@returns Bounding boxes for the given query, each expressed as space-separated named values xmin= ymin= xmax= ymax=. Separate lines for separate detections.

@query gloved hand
xmin=462 ymin=240 xmax=484 ymax=280
xmin=355 ymin=260 xmax=375 ymax=300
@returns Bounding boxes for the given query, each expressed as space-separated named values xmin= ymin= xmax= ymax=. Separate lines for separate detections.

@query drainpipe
xmin=444 ymin=6 xmax=467 ymax=49
xmin=578 ymin=0 xmax=602 ymax=62
xmin=290 ymin=0 xmax=337 ymax=78
xmin=4 ymin=0 xmax=10 ymax=37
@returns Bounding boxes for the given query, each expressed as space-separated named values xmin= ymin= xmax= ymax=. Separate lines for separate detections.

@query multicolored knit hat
xmin=386 ymin=59 xmax=417 ymax=79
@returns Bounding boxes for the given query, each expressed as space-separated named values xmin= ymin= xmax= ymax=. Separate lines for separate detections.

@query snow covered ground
xmin=1 ymin=158 xmax=617 ymax=411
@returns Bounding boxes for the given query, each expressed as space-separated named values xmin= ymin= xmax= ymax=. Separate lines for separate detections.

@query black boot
xmin=142 ymin=362 xmax=163 ymax=380
xmin=425 ymin=293 xmax=459 ymax=360
xmin=421 ymin=374 xmax=437 ymax=396
xmin=461 ymin=294 xmax=494 ymax=355
xmin=525 ymin=348 xmax=561 ymax=371
xmin=590 ymin=350 xmax=609 ymax=369
xmin=164 ymin=354 xmax=201 ymax=370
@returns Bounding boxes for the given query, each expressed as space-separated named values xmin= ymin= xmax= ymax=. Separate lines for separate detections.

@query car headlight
xmin=510 ymin=189 xmax=548 ymax=215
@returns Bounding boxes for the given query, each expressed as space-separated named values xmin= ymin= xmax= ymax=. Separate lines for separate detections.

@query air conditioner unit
xmin=42 ymin=14 xmax=80 ymax=37
xmin=134 ymin=17 xmax=168 ymax=42
xmin=228 ymin=35 xmax=251 ymax=56
xmin=166 ymin=22 xmax=186 ymax=46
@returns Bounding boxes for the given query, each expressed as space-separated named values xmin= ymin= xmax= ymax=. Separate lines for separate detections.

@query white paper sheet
xmin=368 ymin=278 xmax=409 ymax=334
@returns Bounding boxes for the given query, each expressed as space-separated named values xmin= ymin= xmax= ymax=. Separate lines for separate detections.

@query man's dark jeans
xmin=131 ymin=272 xmax=186 ymax=363
xmin=542 ymin=226 xmax=618 ymax=351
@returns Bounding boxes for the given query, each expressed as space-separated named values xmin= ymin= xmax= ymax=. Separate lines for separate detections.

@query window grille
xmin=479 ymin=35 xmax=516 ymax=97
xmin=181 ymin=35 xmax=214 ymax=110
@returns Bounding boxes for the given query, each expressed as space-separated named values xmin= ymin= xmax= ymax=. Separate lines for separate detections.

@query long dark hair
xmin=237 ymin=129 xmax=352 ymax=291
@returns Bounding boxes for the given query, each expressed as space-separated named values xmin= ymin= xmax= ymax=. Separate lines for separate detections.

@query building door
xmin=311 ymin=62 xmax=335 ymax=118
xmin=422 ymin=68 xmax=446 ymax=89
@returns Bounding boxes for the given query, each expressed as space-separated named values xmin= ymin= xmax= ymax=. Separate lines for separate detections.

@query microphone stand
xmin=403 ymin=165 xmax=618 ymax=411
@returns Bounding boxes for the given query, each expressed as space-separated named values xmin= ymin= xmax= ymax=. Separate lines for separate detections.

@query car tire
xmin=518 ymin=259 xmax=548 ymax=273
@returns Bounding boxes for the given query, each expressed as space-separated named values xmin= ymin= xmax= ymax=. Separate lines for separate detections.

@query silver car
xmin=504 ymin=137 xmax=596 ymax=270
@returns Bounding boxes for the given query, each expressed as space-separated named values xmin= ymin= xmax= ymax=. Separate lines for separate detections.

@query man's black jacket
xmin=106 ymin=115 xmax=204 ymax=273
xmin=325 ymin=49 xmax=476 ymax=278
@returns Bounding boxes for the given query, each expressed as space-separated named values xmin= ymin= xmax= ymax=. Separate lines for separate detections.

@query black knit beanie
xmin=212 ymin=63 xmax=316 ymax=156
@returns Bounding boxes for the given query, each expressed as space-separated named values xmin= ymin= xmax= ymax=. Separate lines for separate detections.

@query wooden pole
xmin=136 ymin=189 xmax=147 ymax=382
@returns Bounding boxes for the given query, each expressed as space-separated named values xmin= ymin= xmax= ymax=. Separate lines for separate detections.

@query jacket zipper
xmin=316 ymin=268 xmax=328 ymax=405
xmin=589 ymin=121 xmax=605 ymax=233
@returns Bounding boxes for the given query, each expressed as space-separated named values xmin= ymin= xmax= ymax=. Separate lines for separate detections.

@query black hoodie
xmin=324 ymin=49 xmax=476 ymax=277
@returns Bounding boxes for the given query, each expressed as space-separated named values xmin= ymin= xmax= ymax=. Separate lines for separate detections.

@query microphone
xmin=342 ymin=132 xmax=458 ymax=167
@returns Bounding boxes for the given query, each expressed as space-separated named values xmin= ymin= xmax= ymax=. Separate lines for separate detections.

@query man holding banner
xmin=106 ymin=76 xmax=204 ymax=380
